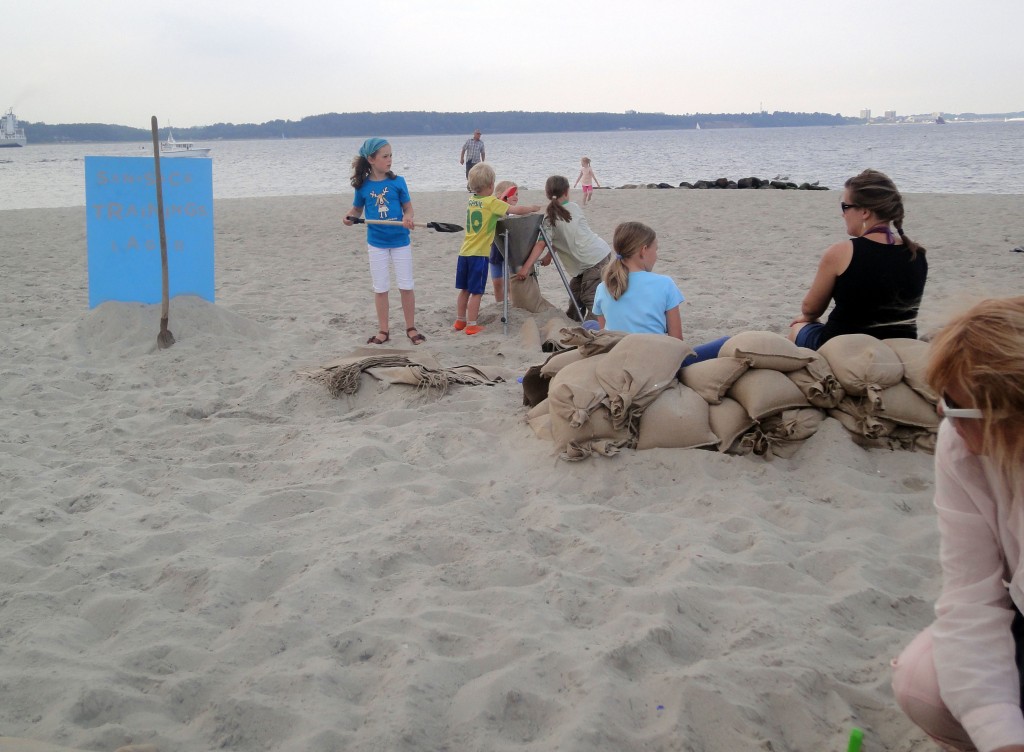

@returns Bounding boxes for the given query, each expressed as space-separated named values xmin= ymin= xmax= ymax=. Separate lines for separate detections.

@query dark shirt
xmin=821 ymin=236 xmax=928 ymax=342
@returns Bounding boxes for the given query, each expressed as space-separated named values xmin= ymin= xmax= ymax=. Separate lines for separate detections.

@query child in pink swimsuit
xmin=574 ymin=157 xmax=600 ymax=206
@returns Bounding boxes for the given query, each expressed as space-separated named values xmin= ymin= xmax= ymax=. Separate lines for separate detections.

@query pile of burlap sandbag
xmin=524 ymin=329 xmax=938 ymax=461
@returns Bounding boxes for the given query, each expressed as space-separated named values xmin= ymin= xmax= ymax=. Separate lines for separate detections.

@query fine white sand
xmin=2 ymin=189 xmax=1023 ymax=752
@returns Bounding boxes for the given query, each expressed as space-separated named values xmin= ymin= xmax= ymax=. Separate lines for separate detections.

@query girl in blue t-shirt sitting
xmin=593 ymin=221 xmax=727 ymax=365
xmin=593 ymin=221 xmax=684 ymax=338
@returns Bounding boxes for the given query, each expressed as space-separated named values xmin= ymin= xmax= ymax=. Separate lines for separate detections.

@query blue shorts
xmin=489 ymin=243 xmax=504 ymax=279
xmin=794 ymin=322 xmax=827 ymax=351
xmin=456 ymin=256 xmax=489 ymax=295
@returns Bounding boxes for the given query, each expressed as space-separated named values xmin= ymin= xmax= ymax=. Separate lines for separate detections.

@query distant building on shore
xmin=860 ymin=109 xmax=872 ymax=120
xmin=884 ymin=110 xmax=897 ymax=121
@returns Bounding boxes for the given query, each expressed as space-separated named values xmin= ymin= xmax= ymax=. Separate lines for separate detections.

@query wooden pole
xmin=150 ymin=116 xmax=175 ymax=349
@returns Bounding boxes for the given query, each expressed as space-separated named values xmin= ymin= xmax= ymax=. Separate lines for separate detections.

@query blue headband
xmin=359 ymin=137 xmax=388 ymax=159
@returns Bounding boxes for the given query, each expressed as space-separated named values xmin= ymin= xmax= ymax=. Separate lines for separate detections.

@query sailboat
xmin=159 ymin=129 xmax=211 ymax=158
xmin=695 ymin=122 xmax=701 ymax=130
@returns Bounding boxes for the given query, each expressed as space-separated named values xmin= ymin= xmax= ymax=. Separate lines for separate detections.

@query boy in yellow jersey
xmin=454 ymin=163 xmax=540 ymax=334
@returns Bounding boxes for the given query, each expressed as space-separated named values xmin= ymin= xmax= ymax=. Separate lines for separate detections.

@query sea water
xmin=1 ymin=121 xmax=1022 ymax=210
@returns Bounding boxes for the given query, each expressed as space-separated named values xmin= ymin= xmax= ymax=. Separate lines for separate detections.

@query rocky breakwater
xmin=616 ymin=177 xmax=831 ymax=190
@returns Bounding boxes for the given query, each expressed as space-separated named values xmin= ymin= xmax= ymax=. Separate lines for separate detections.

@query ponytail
xmin=601 ymin=256 xmax=630 ymax=300
xmin=893 ymin=219 xmax=925 ymax=260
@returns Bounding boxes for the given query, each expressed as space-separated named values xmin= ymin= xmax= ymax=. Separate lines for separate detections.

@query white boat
xmin=0 ymin=107 xmax=27 ymax=148
xmin=160 ymin=129 xmax=210 ymax=158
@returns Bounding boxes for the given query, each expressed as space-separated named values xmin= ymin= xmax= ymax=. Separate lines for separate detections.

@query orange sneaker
xmin=453 ymin=319 xmax=467 ymax=331
xmin=464 ymin=325 xmax=484 ymax=336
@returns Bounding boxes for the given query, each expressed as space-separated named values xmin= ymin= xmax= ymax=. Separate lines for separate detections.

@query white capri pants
xmin=367 ymin=244 xmax=414 ymax=293
xmin=891 ymin=627 xmax=977 ymax=751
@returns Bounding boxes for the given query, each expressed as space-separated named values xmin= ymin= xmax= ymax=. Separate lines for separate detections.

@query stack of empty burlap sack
xmin=523 ymin=329 xmax=938 ymax=461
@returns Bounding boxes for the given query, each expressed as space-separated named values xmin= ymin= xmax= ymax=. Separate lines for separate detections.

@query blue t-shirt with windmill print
xmin=352 ymin=175 xmax=411 ymax=249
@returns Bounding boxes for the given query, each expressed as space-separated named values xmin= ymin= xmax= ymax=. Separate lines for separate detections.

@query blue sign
xmin=85 ymin=156 xmax=214 ymax=308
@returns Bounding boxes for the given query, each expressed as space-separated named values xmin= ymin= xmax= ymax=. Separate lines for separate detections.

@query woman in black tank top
xmin=788 ymin=169 xmax=928 ymax=351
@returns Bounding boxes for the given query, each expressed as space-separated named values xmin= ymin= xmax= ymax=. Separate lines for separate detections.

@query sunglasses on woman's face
xmin=939 ymin=394 xmax=984 ymax=420
xmin=841 ymin=202 xmax=859 ymax=213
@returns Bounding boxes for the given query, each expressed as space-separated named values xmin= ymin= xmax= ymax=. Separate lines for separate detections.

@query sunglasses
xmin=840 ymin=202 xmax=859 ymax=213
xmin=500 ymin=186 xmax=518 ymax=201
xmin=939 ymin=394 xmax=984 ymax=420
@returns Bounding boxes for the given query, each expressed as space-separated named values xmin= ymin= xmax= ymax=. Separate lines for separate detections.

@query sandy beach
xmin=2 ymin=188 xmax=1023 ymax=752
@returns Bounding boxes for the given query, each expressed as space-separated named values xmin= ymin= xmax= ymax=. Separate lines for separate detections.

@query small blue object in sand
xmin=582 ymin=320 xmax=601 ymax=331
xmin=517 ymin=376 xmax=524 ymax=383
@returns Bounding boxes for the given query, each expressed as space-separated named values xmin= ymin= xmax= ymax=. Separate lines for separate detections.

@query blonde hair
xmin=601 ymin=222 xmax=657 ymax=300
xmin=494 ymin=180 xmax=516 ymax=200
xmin=581 ymin=156 xmax=591 ymax=165
xmin=926 ymin=296 xmax=1024 ymax=487
xmin=468 ymin=162 xmax=495 ymax=194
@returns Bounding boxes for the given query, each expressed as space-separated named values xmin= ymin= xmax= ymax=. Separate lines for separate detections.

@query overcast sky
xmin=6 ymin=0 xmax=1023 ymax=128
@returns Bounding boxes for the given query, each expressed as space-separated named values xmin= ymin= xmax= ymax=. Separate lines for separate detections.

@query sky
xmin=6 ymin=0 xmax=1024 ymax=128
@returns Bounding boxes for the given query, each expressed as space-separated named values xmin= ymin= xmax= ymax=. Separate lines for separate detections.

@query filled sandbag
xmin=509 ymin=274 xmax=553 ymax=313
xmin=727 ymin=368 xmax=810 ymax=420
xmin=552 ymin=405 xmax=632 ymax=460
xmin=709 ymin=397 xmax=756 ymax=453
xmin=594 ymin=334 xmax=693 ymax=430
xmin=760 ymin=407 xmax=827 ymax=443
xmin=847 ymin=425 xmax=937 ymax=454
xmin=547 ymin=354 xmax=609 ymax=442
xmin=527 ymin=411 xmax=553 ymax=441
xmin=527 ymin=398 xmax=550 ymax=420
xmin=884 ymin=337 xmax=938 ymax=404
xmin=818 ymin=334 xmax=904 ymax=405
xmin=874 ymin=381 xmax=940 ymax=430
xmin=737 ymin=407 xmax=825 ymax=459
xmin=829 ymin=398 xmax=898 ymax=440
xmin=788 ymin=347 xmax=846 ymax=408
xmin=680 ymin=357 xmax=750 ymax=405
xmin=636 ymin=383 xmax=719 ymax=450
xmin=718 ymin=330 xmax=814 ymax=373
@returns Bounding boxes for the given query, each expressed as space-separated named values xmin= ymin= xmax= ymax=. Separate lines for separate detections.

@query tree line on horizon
xmin=21 ymin=110 xmax=860 ymax=144
xmin=19 ymin=108 xmax=1021 ymax=144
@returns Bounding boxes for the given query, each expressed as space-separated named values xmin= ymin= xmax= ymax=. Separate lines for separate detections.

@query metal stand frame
xmin=497 ymin=217 xmax=584 ymax=335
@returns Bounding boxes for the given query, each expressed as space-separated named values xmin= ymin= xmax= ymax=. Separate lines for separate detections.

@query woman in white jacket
xmin=892 ymin=297 xmax=1024 ymax=752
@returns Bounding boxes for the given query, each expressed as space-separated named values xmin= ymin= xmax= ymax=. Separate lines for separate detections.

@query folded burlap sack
xmin=718 ymin=331 xmax=814 ymax=373
xmin=557 ymin=326 xmax=630 ymax=356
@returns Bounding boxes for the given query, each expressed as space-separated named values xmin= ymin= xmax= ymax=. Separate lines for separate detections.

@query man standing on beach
xmin=460 ymin=130 xmax=486 ymax=178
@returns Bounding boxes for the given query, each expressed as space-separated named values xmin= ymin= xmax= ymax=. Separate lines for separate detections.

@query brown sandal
xmin=367 ymin=330 xmax=390 ymax=345
xmin=406 ymin=327 xmax=426 ymax=345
